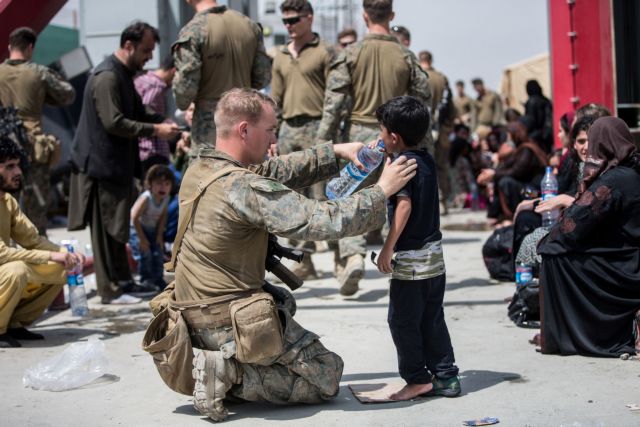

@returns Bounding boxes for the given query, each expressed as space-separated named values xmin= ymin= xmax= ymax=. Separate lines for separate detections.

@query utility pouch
xmin=229 ymin=292 xmax=284 ymax=365
xmin=33 ymin=133 xmax=61 ymax=165
xmin=142 ymin=306 xmax=195 ymax=396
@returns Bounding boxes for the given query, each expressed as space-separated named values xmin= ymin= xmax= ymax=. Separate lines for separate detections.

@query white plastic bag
xmin=23 ymin=337 xmax=109 ymax=391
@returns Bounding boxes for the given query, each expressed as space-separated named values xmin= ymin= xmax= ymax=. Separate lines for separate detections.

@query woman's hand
xmin=514 ymin=198 xmax=539 ymax=220
xmin=477 ymin=168 xmax=495 ymax=185
xmin=535 ymin=194 xmax=575 ymax=213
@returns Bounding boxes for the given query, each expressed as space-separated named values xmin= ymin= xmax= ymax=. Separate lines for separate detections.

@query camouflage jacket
xmin=172 ymin=5 xmax=271 ymax=110
xmin=317 ymin=34 xmax=431 ymax=142
xmin=174 ymin=142 xmax=386 ymax=301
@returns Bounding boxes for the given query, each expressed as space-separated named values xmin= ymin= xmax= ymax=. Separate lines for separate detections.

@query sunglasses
xmin=340 ymin=40 xmax=355 ymax=48
xmin=282 ymin=15 xmax=305 ymax=25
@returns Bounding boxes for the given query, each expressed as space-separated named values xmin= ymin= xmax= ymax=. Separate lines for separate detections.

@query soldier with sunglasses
xmin=271 ymin=0 xmax=336 ymax=280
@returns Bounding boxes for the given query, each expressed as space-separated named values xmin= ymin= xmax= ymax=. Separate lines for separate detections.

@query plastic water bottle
xmin=540 ymin=166 xmax=559 ymax=228
xmin=65 ymin=244 xmax=89 ymax=317
xmin=515 ymin=263 xmax=533 ymax=288
xmin=325 ymin=139 xmax=386 ymax=199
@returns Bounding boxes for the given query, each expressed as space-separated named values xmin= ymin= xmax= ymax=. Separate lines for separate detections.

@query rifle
xmin=265 ymin=234 xmax=304 ymax=291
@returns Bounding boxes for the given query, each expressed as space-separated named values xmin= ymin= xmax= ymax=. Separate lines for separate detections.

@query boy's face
xmin=379 ymin=124 xmax=400 ymax=154
xmin=150 ymin=179 xmax=172 ymax=200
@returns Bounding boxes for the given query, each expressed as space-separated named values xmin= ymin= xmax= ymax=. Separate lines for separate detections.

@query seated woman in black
xmin=538 ymin=116 xmax=640 ymax=357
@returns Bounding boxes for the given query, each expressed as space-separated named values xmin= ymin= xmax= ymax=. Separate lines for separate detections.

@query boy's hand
xmin=139 ymin=238 xmax=150 ymax=254
xmin=376 ymin=247 xmax=395 ymax=274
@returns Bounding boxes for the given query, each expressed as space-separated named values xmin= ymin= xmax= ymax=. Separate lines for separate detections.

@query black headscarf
xmin=580 ymin=116 xmax=639 ymax=193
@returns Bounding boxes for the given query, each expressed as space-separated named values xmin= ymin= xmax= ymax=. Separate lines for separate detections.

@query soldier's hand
xmin=50 ymin=251 xmax=78 ymax=270
xmin=154 ymin=123 xmax=181 ymax=140
xmin=334 ymin=142 xmax=365 ymax=170
xmin=376 ymin=155 xmax=417 ymax=197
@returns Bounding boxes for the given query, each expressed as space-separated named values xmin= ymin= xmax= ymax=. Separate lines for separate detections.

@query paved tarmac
xmin=1 ymin=210 xmax=639 ymax=427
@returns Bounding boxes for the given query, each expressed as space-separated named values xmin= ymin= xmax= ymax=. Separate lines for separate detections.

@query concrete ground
xmin=1 ymin=209 xmax=639 ymax=427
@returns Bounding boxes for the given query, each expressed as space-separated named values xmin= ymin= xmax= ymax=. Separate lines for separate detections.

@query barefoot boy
xmin=373 ymin=96 xmax=460 ymax=401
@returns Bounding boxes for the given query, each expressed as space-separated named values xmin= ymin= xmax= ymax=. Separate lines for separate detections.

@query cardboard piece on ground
xmin=349 ymin=382 xmax=425 ymax=404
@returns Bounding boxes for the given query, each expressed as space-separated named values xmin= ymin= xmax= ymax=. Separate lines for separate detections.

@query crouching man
xmin=167 ymin=88 xmax=417 ymax=421
xmin=0 ymin=137 xmax=84 ymax=348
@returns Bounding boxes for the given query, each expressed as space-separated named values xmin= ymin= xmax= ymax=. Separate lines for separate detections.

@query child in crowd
xmin=373 ymin=96 xmax=460 ymax=401
xmin=129 ymin=165 xmax=173 ymax=290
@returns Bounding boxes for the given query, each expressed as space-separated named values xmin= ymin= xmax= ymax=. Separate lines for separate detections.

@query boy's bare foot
xmin=389 ymin=383 xmax=433 ymax=401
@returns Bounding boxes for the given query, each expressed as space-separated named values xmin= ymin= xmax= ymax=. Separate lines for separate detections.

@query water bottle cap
xmin=376 ymin=139 xmax=385 ymax=149
xmin=546 ymin=166 xmax=553 ymax=173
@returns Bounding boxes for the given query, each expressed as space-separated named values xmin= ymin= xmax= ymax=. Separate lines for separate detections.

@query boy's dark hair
xmin=145 ymin=164 xmax=174 ymax=188
xmin=363 ymin=0 xmax=393 ymax=24
xmin=120 ymin=21 xmax=159 ymax=48
xmin=0 ymin=135 xmax=27 ymax=165
xmin=375 ymin=96 xmax=429 ymax=147
xmin=280 ymin=0 xmax=313 ymax=15
xmin=160 ymin=55 xmax=175 ymax=70
xmin=570 ymin=115 xmax=597 ymax=142
xmin=9 ymin=27 xmax=37 ymax=52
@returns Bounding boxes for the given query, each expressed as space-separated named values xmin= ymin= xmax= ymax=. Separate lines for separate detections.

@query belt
xmin=284 ymin=115 xmax=321 ymax=127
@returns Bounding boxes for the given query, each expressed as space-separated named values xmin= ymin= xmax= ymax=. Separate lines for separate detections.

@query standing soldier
xmin=453 ymin=80 xmax=473 ymax=126
xmin=317 ymin=0 xmax=431 ymax=296
xmin=173 ymin=0 xmax=271 ymax=158
xmin=0 ymin=27 xmax=75 ymax=235
xmin=419 ymin=50 xmax=456 ymax=214
xmin=471 ymin=77 xmax=504 ymax=132
xmin=271 ymin=0 xmax=334 ymax=279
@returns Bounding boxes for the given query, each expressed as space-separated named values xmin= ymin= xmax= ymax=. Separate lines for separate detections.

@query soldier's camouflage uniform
xmin=0 ymin=59 xmax=75 ymax=235
xmin=316 ymin=34 xmax=432 ymax=260
xmin=172 ymin=5 xmax=271 ymax=157
xmin=175 ymin=143 xmax=386 ymax=409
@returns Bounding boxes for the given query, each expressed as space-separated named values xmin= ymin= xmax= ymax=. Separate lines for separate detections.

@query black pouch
xmin=507 ymin=281 xmax=540 ymax=327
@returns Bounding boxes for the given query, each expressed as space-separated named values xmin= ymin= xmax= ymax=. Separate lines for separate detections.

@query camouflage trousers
xmin=196 ymin=308 xmax=343 ymax=404
xmin=334 ymin=122 xmax=381 ymax=259
xmin=279 ymin=118 xmax=325 ymax=252
xmin=434 ymin=127 xmax=452 ymax=204
xmin=21 ymin=162 xmax=50 ymax=235
xmin=190 ymin=99 xmax=218 ymax=159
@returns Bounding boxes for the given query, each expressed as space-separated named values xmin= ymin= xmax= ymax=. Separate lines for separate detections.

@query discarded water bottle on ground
xmin=515 ymin=263 xmax=533 ymax=288
xmin=65 ymin=244 xmax=89 ymax=317
xmin=540 ymin=166 xmax=559 ymax=228
xmin=325 ymin=139 xmax=385 ymax=199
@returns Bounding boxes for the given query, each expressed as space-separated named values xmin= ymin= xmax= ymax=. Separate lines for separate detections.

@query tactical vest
xmin=0 ymin=60 xmax=46 ymax=131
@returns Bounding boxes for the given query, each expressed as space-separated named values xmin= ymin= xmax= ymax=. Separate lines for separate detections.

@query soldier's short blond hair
xmin=215 ymin=89 xmax=277 ymax=138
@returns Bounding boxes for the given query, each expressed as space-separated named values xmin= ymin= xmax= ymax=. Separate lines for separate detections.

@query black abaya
xmin=538 ymin=166 xmax=640 ymax=357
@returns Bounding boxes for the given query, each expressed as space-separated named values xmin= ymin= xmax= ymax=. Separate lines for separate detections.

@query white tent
xmin=499 ymin=52 xmax=551 ymax=113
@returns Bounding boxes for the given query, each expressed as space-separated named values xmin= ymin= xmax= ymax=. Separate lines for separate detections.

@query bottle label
xmin=67 ymin=274 xmax=78 ymax=286
xmin=344 ymin=162 xmax=367 ymax=181
xmin=515 ymin=265 xmax=533 ymax=286
xmin=541 ymin=190 xmax=557 ymax=201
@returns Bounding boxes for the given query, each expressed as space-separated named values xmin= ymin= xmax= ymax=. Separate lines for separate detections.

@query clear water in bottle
xmin=325 ymin=139 xmax=386 ymax=199
xmin=540 ymin=166 xmax=559 ymax=228
xmin=65 ymin=244 xmax=89 ymax=317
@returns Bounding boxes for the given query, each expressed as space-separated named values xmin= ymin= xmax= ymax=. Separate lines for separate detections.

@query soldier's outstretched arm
xmin=41 ymin=65 xmax=75 ymax=106
xmin=250 ymin=23 xmax=271 ymax=90
xmin=316 ymin=53 xmax=350 ymax=142
xmin=236 ymin=156 xmax=417 ymax=242
xmin=172 ymin=36 xmax=202 ymax=110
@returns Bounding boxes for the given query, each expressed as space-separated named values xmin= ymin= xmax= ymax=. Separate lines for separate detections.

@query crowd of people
xmin=0 ymin=0 xmax=638 ymax=423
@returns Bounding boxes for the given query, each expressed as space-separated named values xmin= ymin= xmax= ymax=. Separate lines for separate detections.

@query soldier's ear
xmin=238 ymin=122 xmax=249 ymax=137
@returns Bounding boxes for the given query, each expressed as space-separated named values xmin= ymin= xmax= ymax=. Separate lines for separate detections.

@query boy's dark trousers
xmin=388 ymin=274 xmax=459 ymax=384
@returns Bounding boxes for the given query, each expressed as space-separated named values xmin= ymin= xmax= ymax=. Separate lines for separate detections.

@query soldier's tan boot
xmin=291 ymin=255 xmax=319 ymax=280
xmin=339 ymin=254 xmax=364 ymax=296
xmin=192 ymin=349 xmax=242 ymax=422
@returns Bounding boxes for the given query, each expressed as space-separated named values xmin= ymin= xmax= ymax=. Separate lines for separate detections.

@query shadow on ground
xmin=172 ymin=369 xmax=521 ymax=422
xmin=28 ymin=307 xmax=151 ymax=346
